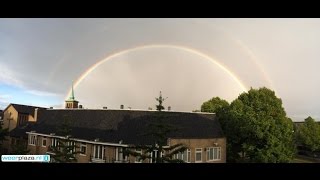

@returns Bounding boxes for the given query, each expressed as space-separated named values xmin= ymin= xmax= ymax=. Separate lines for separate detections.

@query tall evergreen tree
xmin=49 ymin=117 xmax=80 ymax=163
xmin=124 ymin=92 xmax=187 ymax=163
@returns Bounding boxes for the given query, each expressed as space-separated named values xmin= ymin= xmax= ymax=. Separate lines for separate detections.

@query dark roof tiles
xmin=18 ymin=109 xmax=224 ymax=145
xmin=10 ymin=103 xmax=46 ymax=116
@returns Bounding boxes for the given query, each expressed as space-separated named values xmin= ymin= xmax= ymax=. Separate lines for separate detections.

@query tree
xmin=218 ymin=87 xmax=295 ymax=162
xmin=155 ymin=91 xmax=167 ymax=111
xmin=201 ymin=97 xmax=229 ymax=114
xmin=49 ymin=117 xmax=79 ymax=163
xmin=124 ymin=92 xmax=188 ymax=163
xmin=297 ymin=116 xmax=320 ymax=154
xmin=0 ymin=122 xmax=8 ymax=155
xmin=11 ymin=140 xmax=29 ymax=155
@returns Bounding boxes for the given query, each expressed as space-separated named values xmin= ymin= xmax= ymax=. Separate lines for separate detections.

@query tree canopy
xmin=297 ymin=116 xmax=320 ymax=153
xmin=0 ymin=121 xmax=8 ymax=155
xmin=201 ymin=97 xmax=229 ymax=114
xmin=209 ymin=87 xmax=295 ymax=162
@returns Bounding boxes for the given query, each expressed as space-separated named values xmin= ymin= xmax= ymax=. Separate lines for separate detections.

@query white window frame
xmin=51 ymin=138 xmax=58 ymax=147
xmin=93 ymin=145 xmax=104 ymax=160
xmin=149 ymin=150 xmax=158 ymax=163
xmin=135 ymin=149 xmax=142 ymax=163
xmin=174 ymin=149 xmax=191 ymax=163
xmin=116 ymin=147 xmax=129 ymax=162
xmin=42 ymin=138 xmax=47 ymax=147
xmin=206 ymin=147 xmax=221 ymax=161
xmin=29 ymin=135 xmax=37 ymax=146
xmin=195 ymin=148 xmax=202 ymax=163
xmin=66 ymin=141 xmax=76 ymax=153
xmin=80 ymin=143 xmax=87 ymax=156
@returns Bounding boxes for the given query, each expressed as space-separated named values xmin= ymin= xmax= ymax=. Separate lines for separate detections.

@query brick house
xmin=1 ymin=103 xmax=46 ymax=153
xmin=18 ymin=107 xmax=226 ymax=163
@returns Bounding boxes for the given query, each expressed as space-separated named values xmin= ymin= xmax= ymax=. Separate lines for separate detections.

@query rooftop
xmin=20 ymin=109 xmax=224 ymax=145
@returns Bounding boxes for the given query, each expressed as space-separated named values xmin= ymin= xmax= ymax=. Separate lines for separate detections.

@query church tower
xmin=65 ymin=83 xmax=79 ymax=109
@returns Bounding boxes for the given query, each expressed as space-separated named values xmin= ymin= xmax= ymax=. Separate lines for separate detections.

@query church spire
xmin=69 ymin=82 xmax=75 ymax=100
xmin=65 ymin=82 xmax=79 ymax=109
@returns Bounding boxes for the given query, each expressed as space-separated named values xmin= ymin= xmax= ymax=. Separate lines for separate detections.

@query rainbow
xmin=65 ymin=44 xmax=248 ymax=100
xmin=191 ymin=19 xmax=274 ymax=90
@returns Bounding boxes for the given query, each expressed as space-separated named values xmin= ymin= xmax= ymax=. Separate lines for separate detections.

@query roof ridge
xmin=46 ymin=108 xmax=215 ymax=114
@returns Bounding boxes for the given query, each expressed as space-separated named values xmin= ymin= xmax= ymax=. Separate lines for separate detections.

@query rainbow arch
xmin=65 ymin=44 xmax=248 ymax=100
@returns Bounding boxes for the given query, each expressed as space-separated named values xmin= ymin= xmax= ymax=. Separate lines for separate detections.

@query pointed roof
xmin=68 ymin=83 xmax=76 ymax=101
xmin=4 ymin=103 xmax=46 ymax=116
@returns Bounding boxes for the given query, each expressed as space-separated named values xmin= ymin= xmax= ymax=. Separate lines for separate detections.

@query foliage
xmin=201 ymin=97 xmax=229 ymax=114
xmin=49 ymin=117 xmax=80 ymax=163
xmin=11 ymin=140 xmax=29 ymax=155
xmin=217 ymin=87 xmax=295 ymax=162
xmin=124 ymin=92 xmax=188 ymax=163
xmin=297 ymin=116 xmax=320 ymax=153
xmin=155 ymin=91 xmax=167 ymax=111
xmin=124 ymin=114 xmax=188 ymax=163
xmin=0 ymin=122 xmax=8 ymax=155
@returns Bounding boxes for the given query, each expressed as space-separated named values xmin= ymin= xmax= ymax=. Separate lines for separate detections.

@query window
xmin=18 ymin=114 xmax=28 ymax=126
xmin=135 ymin=149 xmax=142 ymax=163
xmin=29 ymin=135 xmax=37 ymax=145
xmin=66 ymin=141 xmax=76 ymax=153
xmin=195 ymin=148 xmax=202 ymax=163
xmin=207 ymin=147 xmax=221 ymax=161
xmin=51 ymin=138 xmax=58 ymax=147
xmin=80 ymin=143 xmax=87 ymax=156
xmin=116 ymin=147 xmax=128 ymax=162
xmin=174 ymin=149 xmax=191 ymax=163
xmin=93 ymin=145 xmax=104 ymax=159
xmin=42 ymin=138 xmax=47 ymax=147
xmin=148 ymin=150 xmax=159 ymax=163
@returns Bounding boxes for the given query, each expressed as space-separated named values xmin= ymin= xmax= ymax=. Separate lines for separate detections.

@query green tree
xmin=155 ymin=91 xmax=167 ymax=111
xmin=124 ymin=92 xmax=188 ymax=163
xmin=49 ymin=117 xmax=79 ymax=163
xmin=201 ymin=97 xmax=229 ymax=114
xmin=298 ymin=116 xmax=320 ymax=153
xmin=125 ymin=118 xmax=188 ymax=163
xmin=0 ymin=122 xmax=8 ymax=155
xmin=218 ymin=87 xmax=295 ymax=162
xmin=11 ymin=140 xmax=29 ymax=155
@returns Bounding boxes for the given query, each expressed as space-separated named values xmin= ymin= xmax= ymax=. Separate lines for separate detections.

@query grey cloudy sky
xmin=0 ymin=18 xmax=319 ymax=121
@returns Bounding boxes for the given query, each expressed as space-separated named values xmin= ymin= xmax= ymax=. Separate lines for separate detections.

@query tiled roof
xmin=19 ymin=109 xmax=225 ymax=145
xmin=10 ymin=104 xmax=46 ymax=116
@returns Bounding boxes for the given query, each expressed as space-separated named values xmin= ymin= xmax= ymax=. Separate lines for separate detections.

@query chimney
xmin=79 ymin=105 xmax=83 ymax=109
xmin=103 ymin=107 xmax=108 ymax=109
xmin=168 ymin=106 xmax=171 ymax=111
xmin=34 ymin=108 xmax=39 ymax=122
xmin=120 ymin=105 xmax=124 ymax=109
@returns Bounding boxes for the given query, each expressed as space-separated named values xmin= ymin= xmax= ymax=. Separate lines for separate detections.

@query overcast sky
xmin=0 ymin=18 xmax=319 ymax=121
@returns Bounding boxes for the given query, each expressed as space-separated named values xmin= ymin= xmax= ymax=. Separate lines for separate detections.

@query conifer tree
xmin=50 ymin=117 xmax=80 ymax=163
xmin=124 ymin=92 xmax=188 ymax=163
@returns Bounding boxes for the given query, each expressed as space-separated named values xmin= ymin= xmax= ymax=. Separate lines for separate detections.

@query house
xmin=0 ymin=109 xmax=3 ymax=124
xmin=22 ymin=108 xmax=226 ymax=163
xmin=7 ymin=87 xmax=226 ymax=162
xmin=1 ymin=103 xmax=46 ymax=153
